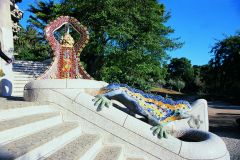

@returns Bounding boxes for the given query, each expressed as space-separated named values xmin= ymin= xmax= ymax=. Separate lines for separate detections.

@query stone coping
xmin=24 ymin=79 xmax=230 ymax=160
xmin=24 ymin=79 xmax=108 ymax=89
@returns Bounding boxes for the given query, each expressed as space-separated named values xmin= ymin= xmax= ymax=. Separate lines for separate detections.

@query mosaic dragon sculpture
xmin=93 ymin=83 xmax=200 ymax=139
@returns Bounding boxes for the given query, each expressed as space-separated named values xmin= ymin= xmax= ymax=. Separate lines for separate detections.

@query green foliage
xmin=100 ymin=48 xmax=168 ymax=90
xmin=206 ymin=32 xmax=240 ymax=98
xmin=191 ymin=65 xmax=205 ymax=93
xmin=28 ymin=1 xmax=64 ymax=32
xmin=168 ymin=57 xmax=194 ymax=82
xmin=167 ymin=57 xmax=194 ymax=91
xmin=27 ymin=0 xmax=182 ymax=90
xmin=14 ymin=26 xmax=50 ymax=61
xmin=198 ymin=65 xmax=211 ymax=93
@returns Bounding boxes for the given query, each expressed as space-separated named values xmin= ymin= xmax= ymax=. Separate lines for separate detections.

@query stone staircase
xmin=12 ymin=60 xmax=49 ymax=97
xmin=0 ymin=104 xmax=146 ymax=160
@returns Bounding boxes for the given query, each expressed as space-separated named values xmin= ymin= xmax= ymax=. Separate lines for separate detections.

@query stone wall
xmin=0 ymin=0 xmax=22 ymax=96
xmin=0 ymin=0 xmax=15 ymax=96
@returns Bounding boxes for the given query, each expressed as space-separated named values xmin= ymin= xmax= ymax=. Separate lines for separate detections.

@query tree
xmin=167 ymin=57 xmax=194 ymax=91
xmin=174 ymin=80 xmax=185 ymax=92
xmin=28 ymin=1 xmax=63 ymax=33
xmin=191 ymin=65 xmax=205 ymax=93
xmin=14 ymin=26 xmax=50 ymax=61
xmin=167 ymin=79 xmax=175 ymax=90
xmin=168 ymin=57 xmax=194 ymax=82
xmin=27 ymin=0 xmax=182 ymax=90
xmin=207 ymin=32 xmax=240 ymax=98
xmin=156 ymin=79 xmax=166 ymax=88
xmin=167 ymin=79 xmax=185 ymax=92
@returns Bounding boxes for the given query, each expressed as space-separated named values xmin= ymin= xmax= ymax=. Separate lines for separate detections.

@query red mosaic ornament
xmin=38 ymin=16 xmax=92 ymax=79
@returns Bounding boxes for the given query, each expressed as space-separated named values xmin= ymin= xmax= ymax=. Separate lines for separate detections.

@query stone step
xmin=13 ymin=65 xmax=47 ymax=68
xmin=12 ymin=89 xmax=25 ymax=93
xmin=11 ymin=93 xmax=24 ymax=97
xmin=0 ymin=105 xmax=56 ymax=120
xmin=12 ymin=92 xmax=24 ymax=96
xmin=13 ymin=68 xmax=46 ymax=71
xmin=13 ymin=74 xmax=35 ymax=77
xmin=13 ymin=68 xmax=47 ymax=72
xmin=14 ymin=83 xmax=29 ymax=87
xmin=14 ymin=83 xmax=28 ymax=86
xmin=13 ymin=73 xmax=41 ymax=78
xmin=13 ymin=61 xmax=49 ymax=64
xmin=13 ymin=62 xmax=49 ymax=66
xmin=13 ymin=73 xmax=35 ymax=76
xmin=93 ymin=145 xmax=124 ymax=160
xmin=13 ymin=63 xmax=49 ymax=67
xmin=0 ymin=112 xmax=62 ymax=144
xmin=12 ymin=68 xmax=47 ymax=70
xmin=13 ymin=87 xmax=24 ymax=92
xmin=13 ymin=79 xmax=34 ymax=82
xmin=14 ymin=78 xmax=32 ymax=81
xmin=13 ymin=66 xmax=48 ymax=68
xmin=13 ymin=82 xmax=33 ymax=86
xmin=13 ymin=79 xmax=33 ymax=82
xmin=12 ymin=71 xmax=45 ymax=74
xmin=12 ymin=72 xmax=33 ymax=98
xmin=0 ymin=98 xmax=45 ymax=110
xmin=12 ymin=91 xmax=24 ymax=97
xmin=13 ymin=64 xmax=49 ymax=66
xmin=13 ymin=82 xmax=32 ymax=87
xmin=0 ymin=122 xmax=81 ymax=160
xmin=11 ymin=91 xmax=24 ymax=94
xmin=13 ymin=74 xmax=34 ymax=78
xmin=13 ymin=60 xmax=50 ymax=65
xmin=13 ymin=71 xmax=38 ymax=75
xmin=13 ymin=64 xmax=48 ymax=67
xmin=12 ymin=70 xmax=38 ymax=98
xmin=12 ymin=69 xmax=47 ymax=72
xmin=43 ymin=134 xmax=102 ymax=160
xmin=126 ymin=157 xmax=147 ymax=160
xmin=13 ymin=88 xmax=27 ymax=94
xmin=12 ymin=90 xmax=24 ymax=93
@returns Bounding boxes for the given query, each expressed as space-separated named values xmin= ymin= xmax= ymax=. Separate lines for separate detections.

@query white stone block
xmin=179 ymin=129 xmax=229 ymax=159
xmin=191 ymin=99 xmax=209 ymax=131
xmin=24 ymin=79 xmax=67 ymax=89
xmin=66 ymin=79 xmax=108 ymax=89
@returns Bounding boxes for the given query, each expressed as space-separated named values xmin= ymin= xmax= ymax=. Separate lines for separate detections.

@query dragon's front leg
xmin=150 ymin=122 xmax=170 ymax=139
xmin=92 ymin=95 xmax=112 ymax=111
xmin=93 ymin=89 xmax=126 ymax=111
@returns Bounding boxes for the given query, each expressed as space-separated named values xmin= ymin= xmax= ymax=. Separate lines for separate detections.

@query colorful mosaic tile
xmin=38 ymin=16 xmax=92 ymax=79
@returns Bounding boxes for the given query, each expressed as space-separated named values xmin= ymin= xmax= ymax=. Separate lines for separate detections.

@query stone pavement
xmin=208 ymin=102 xmax=240 ymax=160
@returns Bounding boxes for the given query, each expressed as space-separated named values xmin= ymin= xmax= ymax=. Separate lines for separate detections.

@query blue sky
xmin=18 ymin=0 xmax=240 ymax=65
xmin=161 ymin=0 xmax=240 ymax=65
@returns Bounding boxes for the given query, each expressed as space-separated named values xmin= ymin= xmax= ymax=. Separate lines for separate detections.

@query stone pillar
xmin=0 ymin=0 xmax=14 ymax=96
